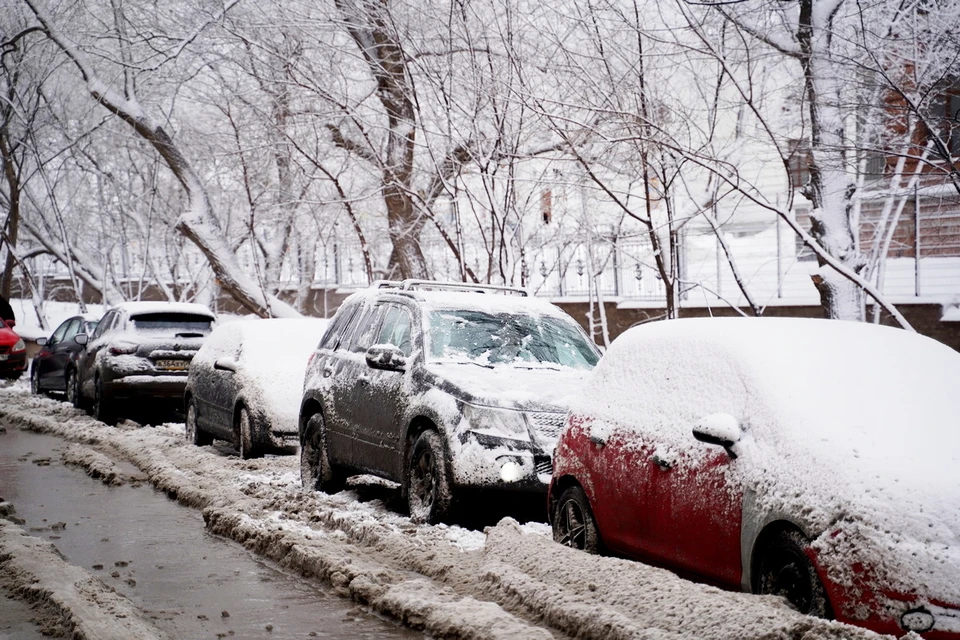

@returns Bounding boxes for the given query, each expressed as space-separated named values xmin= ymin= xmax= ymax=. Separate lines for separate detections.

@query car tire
xmin=93 ymin=377 xmax=118 ymax=425
xmin=552 ymin=485 xmax=601 ymax=553
xmin=185 ymin=400 xmax=213 ymax=446
xmin=754 ymin=528 xmax=832 ymax=618
xmin=300 ymin=413 xmax=346 ymax=494
xmin=67 ymin=369 xmax=84 ymax=410
xmin=407 ymin=430 xmax=454 ymax=525
xmin=238 ymin=406 xmax=263 ymax=459
xmin=30 ymin=366 xmax=42 ymax=395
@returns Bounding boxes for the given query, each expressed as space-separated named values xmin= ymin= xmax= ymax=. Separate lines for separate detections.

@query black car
xmin=73 ymin=302 xmax=216 ymax=424
xmin=31 ymin=314 xmax=100 ymax=399
xmin=299 ymin=280 xmax=601 ymax=524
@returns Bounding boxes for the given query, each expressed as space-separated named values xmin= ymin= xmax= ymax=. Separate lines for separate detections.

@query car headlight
xmin=462 ymin=403 xmax=530 ymax=442
xmin=12 ymin=338 xmax=25 ymax=353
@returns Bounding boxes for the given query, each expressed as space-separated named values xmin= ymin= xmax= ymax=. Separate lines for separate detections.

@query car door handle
xmin=322 ymin=366 xmax=334 ymax=378
xmin=651 ymin=453 xmax=673 ymax=471
xmin=588 ymin=433 xmax=606 ymax=447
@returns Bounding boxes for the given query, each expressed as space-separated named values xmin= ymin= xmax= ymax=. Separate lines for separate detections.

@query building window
xmin=936 ymin=89 xmax=960 ymax=157
xmin=541 ymin=189 xmax=552 ymax=224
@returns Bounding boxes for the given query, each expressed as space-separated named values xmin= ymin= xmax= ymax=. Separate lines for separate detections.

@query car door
xmin=78 ymin=310 xmax=117 ymax=399
xmin=353 ymin=303 xmax=416 ymax=479
xmin=36 ymin=319 xmax=72 ymax=390
xmin=325 ymin=302 xmax=388 ymax=471
xmin=48 ymin=318 xmax=83 ymax=391
xmin=194 ymin=325 xmax=241 ymax=439
xmin=614 ymin=356 xmax=746 ymax=589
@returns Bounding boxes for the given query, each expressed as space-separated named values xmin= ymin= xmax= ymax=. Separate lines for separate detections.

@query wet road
xmin=0 ymin=425 xmax=422 ymax=640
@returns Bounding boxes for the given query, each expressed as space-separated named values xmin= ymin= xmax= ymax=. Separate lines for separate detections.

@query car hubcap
xmin=413 ymin=450 xmax=436 ymax=507
xmin=558 ymin=499 xmax=588 ymax=549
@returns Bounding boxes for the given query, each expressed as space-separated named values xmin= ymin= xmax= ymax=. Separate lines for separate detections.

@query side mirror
xmin=692 ymin=413 xmax=742 ymax=458
xmin=214 ymin=357 xmax=238 ymax=373
xmin=365 ymin=344 xmax=406 ymax=372
xmin=36 ymin=337 xmax=48 ymax=347
xmin=75 ymin=334 xmax=88 ymax=346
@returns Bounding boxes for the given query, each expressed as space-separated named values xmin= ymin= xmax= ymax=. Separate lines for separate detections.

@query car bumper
xmin=0 ymin=353 xmax=27 ymax=375
xmin=450 ymin=430 xmax=552 ymax=492
xmin=104 ymin=374 xmax=188 ymax=400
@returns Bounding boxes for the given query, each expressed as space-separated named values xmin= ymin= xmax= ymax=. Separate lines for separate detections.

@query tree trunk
xmin=798 ymin=0 xmax=865 ymax=320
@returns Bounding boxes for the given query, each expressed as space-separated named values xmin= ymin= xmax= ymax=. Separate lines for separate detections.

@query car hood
xmin=424 ymin=361 xmax=591 ymax=411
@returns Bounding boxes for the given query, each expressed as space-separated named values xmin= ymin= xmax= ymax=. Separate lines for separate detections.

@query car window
xmin=82 ymin=320 xmax=99 ymax=335
xmin=48 ymin=320 xmax=71 ymax=345
xmin=346 ymin=304 xmax=387 ymax=354
xmin=63 ymin=318 xmax=82 ymax=341
xmin=94 ymin=311 xmax=116 ymax=339
xmin=377 ymin=305 xmax=413 ymax=356
xmin=426 ymin=310 xmax=599 ymax=369
xmin=318 ymin=303 xmax=359 ymax=351
xmin=129 ymin=313 xmax=213 ymax=337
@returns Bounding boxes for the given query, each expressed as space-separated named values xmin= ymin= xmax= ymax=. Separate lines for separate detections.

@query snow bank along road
xmin=0 ymin=387 xmax=895 ymax=640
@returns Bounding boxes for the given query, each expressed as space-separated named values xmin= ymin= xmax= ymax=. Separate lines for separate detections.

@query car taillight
xmin=109 ymin=343 xmax=138 ymax=355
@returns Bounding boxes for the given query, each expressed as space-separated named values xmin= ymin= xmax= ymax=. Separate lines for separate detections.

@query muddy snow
xmin=0 ymin=386 xmax=896 ymax=639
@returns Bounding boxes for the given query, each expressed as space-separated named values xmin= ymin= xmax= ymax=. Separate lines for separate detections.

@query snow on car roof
xmin=575 ymin=316 xmax=960 ymax=603
xmin=347 ymin=285 xmax=575 ymax=320
xmin=113 ymin=301 xmax=216 ymax=318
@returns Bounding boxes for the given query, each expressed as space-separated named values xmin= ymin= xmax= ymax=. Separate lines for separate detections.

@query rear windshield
xmin=426 ymin=309 xmax=599 ymax=369
xmin=130 ymin=313 xmax=213 ymax=338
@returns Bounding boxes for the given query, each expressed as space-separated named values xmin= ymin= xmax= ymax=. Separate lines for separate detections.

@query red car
xmin=549 ymin=318 xmax=960 ymax=639
xmin=0 ymin=318 xmax=28 ymax=380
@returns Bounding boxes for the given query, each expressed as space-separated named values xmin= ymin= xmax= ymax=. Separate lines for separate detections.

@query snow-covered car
xmin=31 ymin=314 xmax=99 ymax=398
xmin=299 ymin=279 xmax=601 ymax=524
xmin=0 ymin=318 xmax=27 ymax=381
xmin=73 ymin=301 xmax=216 ymax=424
xmin=184 ymin=318 xmax=330 ymax=458
xmin=549 ymin=317 xmax=960 ymax=639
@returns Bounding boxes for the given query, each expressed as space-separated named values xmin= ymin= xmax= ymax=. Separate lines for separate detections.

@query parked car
xmin=549 ymin=317 xmax=960 ymax=639
xmin=73 ymin=301 xmax=216 ymax=424
xmin=0 ymin=319 xmax=27 ymax=381
xmin=184 ymin=318 xmax=330 ymax=458
xmin=31 ymin=314 xmax=99 ymax=398
xmin=299 ymin=279 xmax=601 ymax=524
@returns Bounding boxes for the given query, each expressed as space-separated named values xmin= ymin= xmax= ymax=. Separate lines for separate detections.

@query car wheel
xmin=238 ymin=406 xmax=263 ymax=459
xmin=552 ymin=485 xmax=601 ymax=553
xmin=407 ymin=430 xmax=453 ymax=525
xmin=300 ymin=413 xmax=346 ymax=494
xmin=755 ymin=528 xmax=832 ymax=618
xmin=185 ymin=400 xmax=213 ymax=446
xmin=93 ymin=377 xmax=118 ymax=425
xmin=30 ymin=366 xmax=42 ymax=395
xmin=67 ymin=370 xmax=84 ymax=409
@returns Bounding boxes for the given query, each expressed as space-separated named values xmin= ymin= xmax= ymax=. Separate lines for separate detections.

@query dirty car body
xmin=31 ymin=314 xmax=99 ymax=395
xmin=75 ymin=302 xmax=216 ymax=423
xmin=299 ymin=280 xmax=600 ymax=524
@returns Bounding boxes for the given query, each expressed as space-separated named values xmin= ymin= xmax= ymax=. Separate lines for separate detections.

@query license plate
xmin=156 ymin=359 xmax=189 ymax=371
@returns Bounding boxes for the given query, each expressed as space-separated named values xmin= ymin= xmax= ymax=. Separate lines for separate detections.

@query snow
xmin=112 ymin=300 xmax=216 ymax=319
xmin=573 ymin=316 xmax=960 ymax=617
xmin=7 ymin=298 xmax=105 ymax=340
xmin=0 ymin=388 xmax=890 ymax=639
xmin=191 ymin=318 xmax=330 ymax=436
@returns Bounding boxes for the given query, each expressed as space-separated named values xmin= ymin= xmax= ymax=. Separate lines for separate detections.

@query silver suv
xmin=299 ymin=280 xmax=600 ymax=524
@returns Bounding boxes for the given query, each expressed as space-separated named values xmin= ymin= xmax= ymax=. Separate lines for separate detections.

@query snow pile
xmin=573 ymin=317 xmax=960 ymax=614
xmin=0 ymin=388 xmax=894 ymax=639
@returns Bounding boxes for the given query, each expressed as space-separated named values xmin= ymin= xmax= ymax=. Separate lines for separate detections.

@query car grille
xmin=529 ymin=412 xmax=567 ymax=438
xmin=535 ymin=457 xmax=553 ymax=476
xmin=0 ymin=345 xmax=9 ymax=355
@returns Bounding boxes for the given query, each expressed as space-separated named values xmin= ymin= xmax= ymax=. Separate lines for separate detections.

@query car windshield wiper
xmin=433 ymin=359 xmax=495 ymax=369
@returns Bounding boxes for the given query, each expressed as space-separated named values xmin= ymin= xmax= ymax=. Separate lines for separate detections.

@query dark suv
xmin=299 ymin=280 xmax=600 ymax=524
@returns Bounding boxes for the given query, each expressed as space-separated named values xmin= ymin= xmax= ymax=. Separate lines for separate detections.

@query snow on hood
xmin=574 ymin=317 xmax=960 ymax=604
xmin=426 ymin=361 xmax=590 ymax=411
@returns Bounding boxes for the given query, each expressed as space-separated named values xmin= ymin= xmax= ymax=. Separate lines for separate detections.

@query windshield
xmin=426 ymin=309 xmax=599 ymax=369
xmin=131 ymin=313 xmax=214 ymax=337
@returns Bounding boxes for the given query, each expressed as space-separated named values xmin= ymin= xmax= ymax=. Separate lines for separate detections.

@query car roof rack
xmin=371 ymin=279 xmax=528 ymax=297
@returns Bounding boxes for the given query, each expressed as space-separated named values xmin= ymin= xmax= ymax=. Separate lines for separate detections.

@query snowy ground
xmin=0 ymin=383 xmax=896 ymax=640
